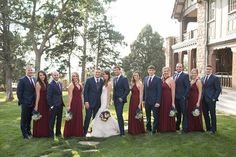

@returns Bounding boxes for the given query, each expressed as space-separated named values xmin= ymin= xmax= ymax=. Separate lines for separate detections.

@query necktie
xmin=57 ymin=82 xmax=61 ymax=91
xmin=96 ymin=78 xmax=100 ymax=90
xmin=148 ymin=76 xmax=152 ymax=87
xmin=204 ymin=75 xmax=209 ymax=84
xmin=115 ymin=77 xmax=118 ymax=87
xmin=175 ymin=73 xmax=180 ymax=80
xmin=29 ymin=78 xmax=35 ymax=89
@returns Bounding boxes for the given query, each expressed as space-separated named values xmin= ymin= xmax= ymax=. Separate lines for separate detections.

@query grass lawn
xmin=0 ymin=92 xmax=236 ymax=157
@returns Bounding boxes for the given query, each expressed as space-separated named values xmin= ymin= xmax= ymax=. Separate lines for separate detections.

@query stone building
xmin=165 ymin=0 xmax=236 ymax=89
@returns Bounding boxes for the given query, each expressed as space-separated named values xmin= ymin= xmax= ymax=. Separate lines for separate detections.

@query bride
xmin=91 ymin=70 xmax=120 ymax=137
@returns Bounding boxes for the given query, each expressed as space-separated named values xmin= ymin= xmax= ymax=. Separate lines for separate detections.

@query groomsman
xmin=17 ymin=65 xmax=36 ymax=139
xmin=174 ymin=63 xmax=190 ymax=132
xmin=202 ymin=65 xmax=221 ymax=134
xmin=83 ymin=68 xmax=104 ymax=136
xmin=143 ymin=65 xmax=162 ymax=134
xmin=113 ymin=65 xmax=130 ymax=136
xmin=47 ymin=71 xmax=64 ymax=138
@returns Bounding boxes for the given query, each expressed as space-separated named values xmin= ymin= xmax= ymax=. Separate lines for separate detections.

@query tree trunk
xmin=68 ymin=54 xmax=71 ymax=82
xmin=35 ymin=50 xmax=42 ymax=72
xmin=81 ymin=11 xmax=89 ymax=83
xmin=96 ymin=26 xmax=101 ymax=68
xmin=5 ymin=64 xmax=14 ymax=101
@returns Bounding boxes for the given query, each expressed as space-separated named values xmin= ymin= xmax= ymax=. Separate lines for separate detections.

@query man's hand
xmin=154 ymin=103 xmax=160 ymax=108
xmin=118 ymin=98 xmax=123 ymax=103
xmin=85 ymin=102 xmax=90 ymax=109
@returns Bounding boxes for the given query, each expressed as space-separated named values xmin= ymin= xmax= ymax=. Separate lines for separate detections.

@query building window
xmin=229 ymin=0 xmax=236 ymax=13
xmin=209 ymin=0 xmax=215 ymax=21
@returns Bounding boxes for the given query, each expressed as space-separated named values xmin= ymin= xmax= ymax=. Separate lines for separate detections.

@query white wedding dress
xmin=91 ymin=86 xmax=120 ymax=137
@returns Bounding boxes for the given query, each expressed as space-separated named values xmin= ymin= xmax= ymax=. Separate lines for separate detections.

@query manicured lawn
xmin=0 ymin=92 xmax=236 ymax=157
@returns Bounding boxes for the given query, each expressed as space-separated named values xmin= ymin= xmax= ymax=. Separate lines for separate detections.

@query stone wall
xmin=196 ymin=1 xmax=207 ymax=75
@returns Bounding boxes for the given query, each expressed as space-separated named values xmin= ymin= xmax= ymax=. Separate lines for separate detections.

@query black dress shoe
xmin=23 ymin=136 xmax=30 ymax=139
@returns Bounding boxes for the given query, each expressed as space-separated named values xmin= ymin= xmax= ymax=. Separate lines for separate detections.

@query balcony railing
xmin=215 ymin=72 xmax=232 ymax=88
xmin=174 ymin=29 xmax=197 ymax=44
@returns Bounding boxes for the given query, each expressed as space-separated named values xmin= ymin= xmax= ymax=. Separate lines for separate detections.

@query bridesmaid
xmin=187 ymin=68 xmax=204 ymax=132
xmin=63 ymin=72 xmax=84 ymax=137
xmin=33 ymin=70 xmax=49 ymax=137
xmin=158 ymin=67 xmax=176 ymax=132
xmin=128 ymin=71 xmax=145 ymax=135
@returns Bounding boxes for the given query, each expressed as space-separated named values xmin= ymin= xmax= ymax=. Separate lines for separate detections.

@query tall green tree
xmin=88 ymin=15 xmax=125 ymax=69
xmin=11 ymin=0 xmax=71 ymax=72
xmin=0 ymin=0 xmax=26 ymax=101
xmin=122 ymin=24 xmax=165 ymax=80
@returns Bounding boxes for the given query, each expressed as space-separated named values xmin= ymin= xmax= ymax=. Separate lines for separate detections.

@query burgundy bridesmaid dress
xmin=128 ymin=85 xmax=145 ymax=135
xmin=187 ymin=80 xmax=204 ymax=132
xmin=63 ymin=84 xmax=84 ymax=137
xmin=33 ymin=86 xmax=50 ymax=137
xmin=158 ymin=79 xmax=176 ymax=132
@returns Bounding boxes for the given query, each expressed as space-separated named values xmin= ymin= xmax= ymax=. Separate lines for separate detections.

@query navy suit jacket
xmin=17 ymin=76 xmax=36 ymax=107
xmin=143 ymin=75 xmax=162 ymax=106
xmin=84 ymin=77 xmax=104 ymax=108
xmin=174 ymin=72 xmax=190 ymax=99
xmin=113 ymin=75 xmax=130 ymax=103
xmin=201 ymin=74 xmax=221 ymax=102
xmin=46 ymin=80 xmax=64 ymax=108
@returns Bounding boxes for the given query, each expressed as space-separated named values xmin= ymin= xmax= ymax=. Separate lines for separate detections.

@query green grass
xmin=0 ymin=92 xmax=236 ymax=157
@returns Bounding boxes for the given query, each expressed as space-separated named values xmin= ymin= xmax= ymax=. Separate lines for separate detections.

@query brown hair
xmin=37 ymin=70 xmax=48 ymax=88
xmin=113 ymin=65 xmax=121 ymax=70
xmin=131 ymin=71 xmax=141 ymax=85
xmin=71 ymin=72 xmax=80 ymax=83
xmin=103 ymin=70 xmax=111 ymax=87
xmin=147 ymin=65 xmax=156 ymax=70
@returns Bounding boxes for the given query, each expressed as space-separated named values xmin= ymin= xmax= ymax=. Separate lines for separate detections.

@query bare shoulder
xmin=196 ymin=79 xmax=202 ymax=85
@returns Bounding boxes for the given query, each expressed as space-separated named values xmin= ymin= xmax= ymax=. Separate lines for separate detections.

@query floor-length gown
xmin=91 ymin=85 xmax=120 ymax=137
xmin=128 ymin=85 xmax=145 ymax=135
xmin=63 ymin=84 xmax=84 ymax=137
xmin=33 ymin=86 xmax=50 ymax=137
xmin=187 ymin=80 xmax=204 ymax=132
xmin=158 ymin=80 xmax=176 ymax=132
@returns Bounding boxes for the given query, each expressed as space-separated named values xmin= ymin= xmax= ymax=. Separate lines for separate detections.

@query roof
xmin=171 ymin=0 xmax=186 ymax=20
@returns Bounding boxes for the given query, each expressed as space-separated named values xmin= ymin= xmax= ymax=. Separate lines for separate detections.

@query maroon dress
xmin=128 ymin=85 xmax=145 ymax=135
xmin=33 ymin=86 xmax=50 ymax=137
xmin=158 ymin=79 xmax=176 ymax=132
xmin=187 ymin=80 xmax=204 ymax=132
xmin=63 ymin=84 xmax=83 ymax=137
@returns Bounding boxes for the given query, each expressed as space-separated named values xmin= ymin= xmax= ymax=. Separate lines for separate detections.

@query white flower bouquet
xmin=169 ymin=107 xmax=177 ymax=117
xmin=192 ymin=107 xmax=200 ymax=117
xmin=65 ymin=110 xmax=73 ymax=121
xmin=135 ymin=108 xmax=143 ymax=121
xmin=32 ymin=110 xmax=42 ymax=121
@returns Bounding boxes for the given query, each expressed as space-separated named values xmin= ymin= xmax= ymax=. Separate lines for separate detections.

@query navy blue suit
xmin=83 ymin=77 xmax=104 ymax=135
xmin=17 ymin=76 xmax=36 ymax=138
xmin=143 ymin=75 xmax=162 ymax=133
xmin=47 ymin=80 xmax=64 ymax=137
xmin=113 ymin=75 xmax=130 ymax=135
xmin=174 ymin=72 xmax=190 ymax=131
xmin=201 ymin=74 xmax=221 ymax=133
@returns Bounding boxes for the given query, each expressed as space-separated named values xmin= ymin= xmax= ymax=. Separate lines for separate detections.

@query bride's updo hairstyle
xmin=103 ymin=70 xmax=111 ymax=87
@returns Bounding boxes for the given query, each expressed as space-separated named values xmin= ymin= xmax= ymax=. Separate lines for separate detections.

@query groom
xmin=113 ymin=65 xmax=130 ymax=136
xmin=83 ymin=68 xmax=104 ymax=136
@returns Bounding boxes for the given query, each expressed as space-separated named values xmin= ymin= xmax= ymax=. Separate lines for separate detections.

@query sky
xmin=106 ymin=0 xmax=179 ymax=56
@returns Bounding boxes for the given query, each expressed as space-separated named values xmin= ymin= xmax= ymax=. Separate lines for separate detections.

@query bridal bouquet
xmin=169 ymin=106 xmax=177 ymax=117
xmin=135 ymin=108 xmax=143 ymax=121
xmin=100 ymin=110 xmax=111 ymax=122
xmin=192 ymin=107 xmax=200 ymax=117
xmin=65 ymin=110 xmax=73 ymax=121
xmin=32 ymin=110 xmax=42 ymax=121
